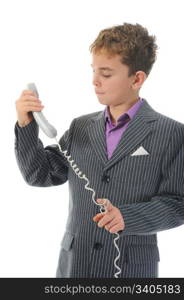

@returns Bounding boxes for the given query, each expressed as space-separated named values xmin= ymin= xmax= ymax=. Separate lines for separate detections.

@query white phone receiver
xmin=27 ymin=82 xmax=57 ymax=138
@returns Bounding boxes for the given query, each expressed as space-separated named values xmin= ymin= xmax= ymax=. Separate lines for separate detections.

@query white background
xmin=0 ymin=0 xmax=184 ymax=277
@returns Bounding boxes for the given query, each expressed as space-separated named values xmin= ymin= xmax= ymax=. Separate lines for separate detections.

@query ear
xmin=131 ymin=71 xmax=147 ymax=90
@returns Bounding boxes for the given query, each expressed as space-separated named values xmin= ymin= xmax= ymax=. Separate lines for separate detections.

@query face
xmin=91 ymin=52 xmax=138 ymax=106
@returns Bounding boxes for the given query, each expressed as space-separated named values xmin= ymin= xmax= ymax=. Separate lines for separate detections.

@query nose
xmin=92 ymin=74 xmax=101 ymax=87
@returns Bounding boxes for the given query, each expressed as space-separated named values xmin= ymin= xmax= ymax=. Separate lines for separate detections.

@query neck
xmin=108 ymin=96 xmax=140 ymax=124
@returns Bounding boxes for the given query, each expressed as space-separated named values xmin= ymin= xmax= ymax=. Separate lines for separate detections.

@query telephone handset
xmin=26 ymin=82 xmax=121 ymax=278
xmin=27 ymin=83 xmax=57 ymax=139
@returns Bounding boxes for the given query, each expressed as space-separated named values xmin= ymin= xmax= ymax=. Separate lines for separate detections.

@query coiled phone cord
xmin=55 ymin=137 xmax=122 ymax=278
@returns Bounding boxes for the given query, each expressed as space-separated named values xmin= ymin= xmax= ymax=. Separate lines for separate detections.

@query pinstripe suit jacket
xmin=14 ymin=99 xmax=184 ymax=278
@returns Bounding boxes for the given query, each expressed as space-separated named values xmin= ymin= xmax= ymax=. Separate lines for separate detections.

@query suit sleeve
xmin=14 ymin=118 xmax=76 ymax=187
xmin=118 ymin=123 xmax=184 ymax=235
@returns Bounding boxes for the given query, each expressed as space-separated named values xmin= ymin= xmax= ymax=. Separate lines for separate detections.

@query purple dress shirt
xmin=104 ymin=98 xmax=143 ymax=159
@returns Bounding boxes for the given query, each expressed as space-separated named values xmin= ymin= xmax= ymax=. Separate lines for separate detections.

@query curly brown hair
xmin=89 ymin=23 xmax=158 ymax=77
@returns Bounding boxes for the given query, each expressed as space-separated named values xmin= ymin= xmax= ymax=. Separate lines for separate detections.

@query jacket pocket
xmin=61 ymin=231 xmax=75 ymax=251
xmin=126 ymin=244 xmax=160 ymax=264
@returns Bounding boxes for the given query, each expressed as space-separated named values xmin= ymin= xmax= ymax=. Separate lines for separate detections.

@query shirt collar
xmin=104 ymin=97 xmax=143 ymax=125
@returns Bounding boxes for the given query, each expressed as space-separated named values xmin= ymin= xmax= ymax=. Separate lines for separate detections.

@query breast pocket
xmin=122 ymin=155 xmax=151 ymax=187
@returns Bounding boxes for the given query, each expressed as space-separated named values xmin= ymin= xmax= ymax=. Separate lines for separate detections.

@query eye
xmin=102 ymin=74 xmax=111 ymax=78
xmin=91 ymin=69 xmax=112 ymax=78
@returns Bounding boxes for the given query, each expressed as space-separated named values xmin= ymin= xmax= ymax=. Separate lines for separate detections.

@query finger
xmin=96 ymin=198 xmax=113 ymax=211
xmin=22 ymin=102 xmax=44 ymax=110
xmin=28 ymin=106 xmax=44 ymax=112
xmin=22 ymin=103 xmax=44 ymax=113
xmin=21 ymin=90 xmax=38 ymax=97
xmin=93 ymin=213 xmax=104 ymax=222
xmin=98 ymin=214 xmax=114 ymax=228
xmin=109 ymin=224 xmax=122 ymax=234
xmin=24 ymin=101 xmax=43 ymax=107
xmin=105 ymin=219 xmax=119 ymax=231
xmin=23 ymin=95 xmax=40 ymax=102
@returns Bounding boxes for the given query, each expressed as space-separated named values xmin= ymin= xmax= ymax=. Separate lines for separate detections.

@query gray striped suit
xmin=14 ymin=99 xmax=184 ymax=278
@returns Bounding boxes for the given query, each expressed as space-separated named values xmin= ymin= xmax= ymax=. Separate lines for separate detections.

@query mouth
xmin=95 ymin=91 xmax=105 ymax=95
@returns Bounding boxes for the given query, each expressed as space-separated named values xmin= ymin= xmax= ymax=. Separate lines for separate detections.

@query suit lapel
xmin=87 ymin=110 xmax=108 ymax=165
xmin=87 ymin=99 xmax=158 ymax=171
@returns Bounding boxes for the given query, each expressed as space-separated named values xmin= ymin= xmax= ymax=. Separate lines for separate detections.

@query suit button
xmin=94 ymin=242 xmax=103 ymax=250
xmin=106 ymin=176 xmax=110 ymax=183
xmin=101 ymin=174 xmax=110 ymax=183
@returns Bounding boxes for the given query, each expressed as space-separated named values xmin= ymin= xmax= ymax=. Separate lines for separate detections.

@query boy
xmin=15 ymin=23 xmax=184 ymax=278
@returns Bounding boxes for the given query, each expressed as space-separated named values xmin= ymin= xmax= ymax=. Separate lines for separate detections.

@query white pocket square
xmin=131 ymin=146 xmax=150 ymax=156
